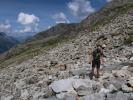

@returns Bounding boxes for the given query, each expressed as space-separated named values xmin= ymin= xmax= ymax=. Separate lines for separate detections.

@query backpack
xmin=92 ymin=49 xmax=102 ymax=61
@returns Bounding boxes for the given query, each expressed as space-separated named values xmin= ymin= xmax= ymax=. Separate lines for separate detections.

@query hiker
xmin=89 ymin=44 xmax=106 ymax=79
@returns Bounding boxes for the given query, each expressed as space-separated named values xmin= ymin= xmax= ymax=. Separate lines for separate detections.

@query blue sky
xmin=0 ymin=0 xmax=111 ymax=38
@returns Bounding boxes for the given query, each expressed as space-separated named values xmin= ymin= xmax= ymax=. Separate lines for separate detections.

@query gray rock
xmin=128 ymin=67 xmax=133 ymax=72
xmin=70 ymin=68 xmax=87 ymax=76
xmin=121 ymin=66 xmax=129 ymax=70
xmin=43 ymin=88 xmax=54 ymax=98
xmin=50 ymin=61 xmax=58 ymax=66
xmin=77 ymin=86 xmax=93 ymax=96
xmin=112 ymin=70 xmax=131 ymax=78
xmin=58 ymin=71 xmax=70 ymax=79
xmin=25 ymin=75 xmax=38 ymax=85
xmin=1 ymin=95 xmax=14 ymax=100
xmin=108 ymin=84 xmax=117 ymax=93
xmin=84 ymin=93 xmax=105 ymax=100
xmin=50 ymin=79 xmax=74 ymax=93
xmin=128 ymin=77 xmax=133 ymax=87
xmin=130 ymin=57 xmax=133 ymax=61
xmin=108 ymin=78 xmax=123 ymax=90
xmin=122 ymin=84 xmax=133 ymax=93
xmin=99 ymin=88 xmax=110 ymax=94
xmin=56 ymin=92 xmax=66 ymax=100
xmin=65 ymin=95 xmax=76 ymax=100
xmin=14 ymin=79 xmax=25 ymax=89
xmin=20 ymin=89 xmax=29 ymax=100
xmin=106 ymin=92 xmax=132 ymax=100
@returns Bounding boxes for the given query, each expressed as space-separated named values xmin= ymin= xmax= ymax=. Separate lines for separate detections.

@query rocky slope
xmin=0 ymin=23 xmax=78 ymax=67
xmin=0 ymin=0 xmax=133 ymax=100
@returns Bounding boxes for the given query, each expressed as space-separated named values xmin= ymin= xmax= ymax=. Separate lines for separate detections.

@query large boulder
xmin=72 ymin=79 xmax=91 ymax=89
xmin=50 ymin=79 xmax=74 ymax=93
xmin=56 ymin=92 xmax=66 ymax=100
xmin=77 ymin=86 xmax=93 ymax=96
xmin=108 ymin=78 xmax=124 ymax=90
xmin=56 ymin=90 xmax=77 ymax=100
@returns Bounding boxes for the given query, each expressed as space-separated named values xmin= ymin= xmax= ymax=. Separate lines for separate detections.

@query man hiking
xmin=89 ymin=44 xmax=106 ymax=79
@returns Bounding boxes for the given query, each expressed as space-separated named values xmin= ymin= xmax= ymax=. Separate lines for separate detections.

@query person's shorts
xmin=92 ymin=60 xmax=100 ymax=69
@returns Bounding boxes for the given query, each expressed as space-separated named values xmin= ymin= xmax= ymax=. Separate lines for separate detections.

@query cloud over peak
xmin=17 ymin=12 xmax=39 ymax=25
xmin=53 ymin=12 xmax=69 ymax=24
xmin=0 ymin=20 xmax=11 ymax=33
xmin=17 ymin=12 xmax=39 ymax=33
xmin=68 ymin=0 xmax=95 ymax=19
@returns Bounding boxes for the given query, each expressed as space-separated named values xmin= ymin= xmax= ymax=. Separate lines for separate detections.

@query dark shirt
xmin=92 ymin=49 xmax=103 ymax=61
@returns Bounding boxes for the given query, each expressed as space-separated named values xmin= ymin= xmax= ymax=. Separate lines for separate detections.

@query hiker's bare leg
xmin=91 ymin=60 xmax=95 ymax=76
xmin=96 ymin=67 xmax=100 ymax=78
xmin=91 ymin=67 xmax=95 ymax=75
xmin=95 ymin=60 xmax=100 ymax=78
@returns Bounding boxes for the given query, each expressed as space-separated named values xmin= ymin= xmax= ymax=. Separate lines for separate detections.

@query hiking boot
xmin=95 ymin=74 xmax=99 ymax=78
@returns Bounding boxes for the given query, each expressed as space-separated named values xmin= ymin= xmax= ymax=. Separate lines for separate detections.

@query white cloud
xmin=0 ymin=20 xmax=12 ymax=33
xmin=67 ymin=0 xmax=95 ymax=19
xmin=53 ymin=12 xmax=70 ymax=24
xmin=106 ymin=0 xmax=112 ymax=2
xmin=18 ymin=26 xmax=32 ymax=33
xmin=15 ymin=24 xmax=39 ymax=33
xmin=17 ymin=12 xmax=39 ymax=25
xmin=17 ymin=12 xmax=40 ymax=33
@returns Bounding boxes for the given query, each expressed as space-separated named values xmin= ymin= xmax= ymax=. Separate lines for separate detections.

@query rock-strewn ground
xmin=0 ymin=1 xmax=133 ymax=100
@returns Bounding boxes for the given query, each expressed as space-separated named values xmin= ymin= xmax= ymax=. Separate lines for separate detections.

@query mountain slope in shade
xmin=0 ymin=32 xmax=18 ymax=53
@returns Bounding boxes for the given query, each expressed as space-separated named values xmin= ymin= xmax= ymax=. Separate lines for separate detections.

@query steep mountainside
xmin=0 ymin=0 xmax=133 ymax=99
xmin=0 ymin=23 xmax=78 ymax=67
xmin=0 ymin=0 xmax=133 ymax=68
xmin=80 ymin=0 xmax=133 ymax=30
xmin=31 ymin=23 xmax=77 ymax=40
xmin=0 ymin=32 xmax=18 ymax=54
xmin=1 ymin=0 xmax=133 ymax=67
